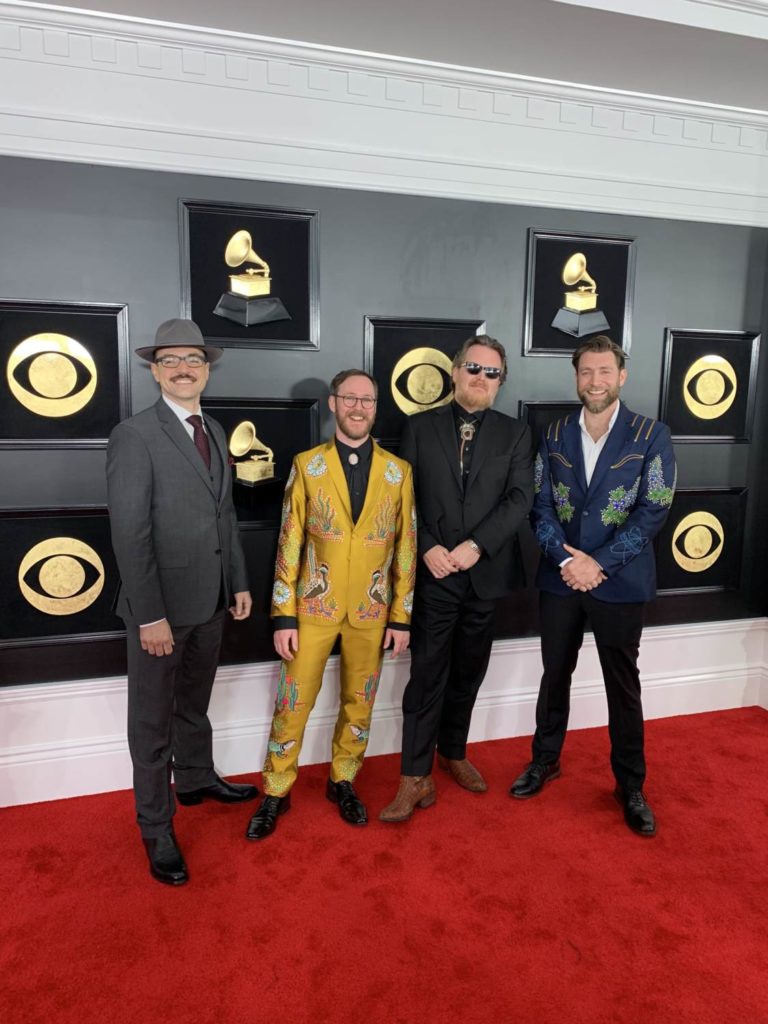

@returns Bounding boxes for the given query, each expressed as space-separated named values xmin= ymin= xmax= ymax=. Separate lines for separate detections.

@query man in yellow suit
xmin=246 ymin=369 xmax=416 ymax=839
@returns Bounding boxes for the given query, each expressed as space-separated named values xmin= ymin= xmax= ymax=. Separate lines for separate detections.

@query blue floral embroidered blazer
xmin=271 ymin=439 xmax=416 ymax=629
xmin=531 ymin=403 xmax=676 ymax=603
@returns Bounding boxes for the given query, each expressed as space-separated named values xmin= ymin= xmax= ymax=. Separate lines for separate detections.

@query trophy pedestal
xmin=213 ymin=293 xmax=291 ymax=327
xmin=551 ymin=307 xmax=610 ymax=338
xmin=235 ymin=461 xmax=275 ymax=484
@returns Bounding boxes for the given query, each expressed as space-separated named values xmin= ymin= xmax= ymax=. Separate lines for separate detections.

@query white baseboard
xmin=1 ymin=617 xmax=766 ymax=807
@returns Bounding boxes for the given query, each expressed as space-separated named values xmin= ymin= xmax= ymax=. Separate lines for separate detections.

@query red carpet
xmin=2 ymin=707 xmax=767 ymax=1024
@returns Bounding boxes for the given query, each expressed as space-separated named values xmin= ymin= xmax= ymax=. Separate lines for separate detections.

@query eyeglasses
xmin=335 ymin=394 xmax=377 ymax=410
xmin=155 ymin=354 xmax=208 ymax=368
xmin=461 ymin=361 xmax=502 ymax=380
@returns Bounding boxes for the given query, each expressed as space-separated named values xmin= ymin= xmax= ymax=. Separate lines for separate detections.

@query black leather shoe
xmin=143 ymin=833 xmax=188 ymax=886
xmin=615 ymin=787 xmax=656 ymax=837
xmin=509 ymin=761 xmax=561 ymax=799
xmin=326 ymin=779 xmax=368 ymax=825
xmin=176 ymin=776 xmax=259 ymax=806
xmin=245 ymin=794 xmax=291 ymax=840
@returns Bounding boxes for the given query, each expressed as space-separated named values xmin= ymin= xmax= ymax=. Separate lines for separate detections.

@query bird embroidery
xmin=268 ymin=739 xmax=297 ymax=757
xmin=301 ymin=538 xmax=331 ymax=612
xmin=349 ymin=725 xmax=369 ymax=743
xmin=365 ymin=550 xmax=393 ymax=616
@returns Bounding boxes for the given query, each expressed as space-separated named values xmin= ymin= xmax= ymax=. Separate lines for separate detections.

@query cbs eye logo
xmin=391 ymin=347 xmax=453 ymax=415
xmin=671 ymin=511 xmax=724 ymax=573
xmin=682 ymin=355 xmax=736 ymax=420
xmin=18 ymin=537 xmax=105 ymax=615
xmin=7 ymin=333 xmax=97 ymax=417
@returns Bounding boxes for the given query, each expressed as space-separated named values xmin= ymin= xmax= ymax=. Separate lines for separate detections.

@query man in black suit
xmin=380 ymin=335 xmax=534 ymax=822
xmin=107 ymin=318 xmax=257 ymax=886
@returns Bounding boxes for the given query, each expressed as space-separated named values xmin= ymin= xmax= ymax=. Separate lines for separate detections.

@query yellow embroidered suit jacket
xmin=271 ymin=439 xmax=416 ymax=629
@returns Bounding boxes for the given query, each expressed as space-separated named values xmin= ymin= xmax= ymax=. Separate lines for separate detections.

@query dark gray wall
xmin=1 ymin=154 xmax=766 ymax=681
xmin=1 ymin=155 xmax=765 ymax=505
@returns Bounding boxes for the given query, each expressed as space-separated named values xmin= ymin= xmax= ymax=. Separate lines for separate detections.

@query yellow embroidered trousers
xmin=262 ymin=618 xmax=386 ymax=797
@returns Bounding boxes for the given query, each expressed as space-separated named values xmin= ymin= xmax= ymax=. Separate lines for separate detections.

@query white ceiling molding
xmin=552 ymin=0 xmax=768 ymax=41
xmin=0 ymin=2 xmax=767 ymax=225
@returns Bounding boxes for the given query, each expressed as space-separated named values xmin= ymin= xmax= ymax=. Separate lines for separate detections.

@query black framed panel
xmin=0 ymin=299 xmax=130 ymax=449
xmin=179 ymin=199 xmax=319 ymax=350
xmin=364 ymin=315 xmax=486 ymax=451
xmin=518 ymin=400 xmax=581 ymax=447
xmin=0 ymin=506 xmax=123 ymax=647
xmin=655 ymin=488 xmax=747 ymax=596
xmin=523 ymin=230 xmax=635 ymax=357
xmin=200 ymin=397 xmax=319 ymax=524
xmin=659 ymin=329 xmax=760 ymax=443
xmin=220 ymin=523 xmax=281 ymax=665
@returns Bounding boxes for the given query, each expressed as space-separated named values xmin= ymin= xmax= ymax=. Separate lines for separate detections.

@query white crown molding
xmin=2 ymin=618 xmax=766 ymax=807
xmin=0 ymin=3 xmax=767 ymax=221
xmin=552 ymin=0 xmax=768 ymax=40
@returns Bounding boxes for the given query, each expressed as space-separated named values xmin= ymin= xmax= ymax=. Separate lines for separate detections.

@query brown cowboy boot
xmin=437 ymin=754 xmax=488 ymax=793
xmin=379 ymin=775 xmax=436 ymax=822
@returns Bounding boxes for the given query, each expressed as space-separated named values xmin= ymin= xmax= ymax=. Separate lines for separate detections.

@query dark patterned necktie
xmin=186 ymin=414 xmax=211 ymax=470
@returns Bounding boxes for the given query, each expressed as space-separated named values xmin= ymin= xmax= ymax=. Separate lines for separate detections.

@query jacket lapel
xmin=325 ymin=439 xmax=353 ymax=522
xmin=433 ymin=405 xmax=462 ymax=492
xmin=586 ymin=403 xmax=633 ymax=497
xmin=155 ymin=399 xmax=216 ymax=497
xmin=206 ymin=417 xmax=229 ymax=506
xmin=465 ymin=410 xmax=494 ymax=492
xmin=561 ymin=413 xmax=587 ymax=494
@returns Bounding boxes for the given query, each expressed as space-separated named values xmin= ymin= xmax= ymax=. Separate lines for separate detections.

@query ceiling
xmin=33 ymin=0 xmax=768 ymax=110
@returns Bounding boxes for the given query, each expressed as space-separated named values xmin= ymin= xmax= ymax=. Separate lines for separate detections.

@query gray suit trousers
xmin=126 ymin=610 xmax=225 ymax=838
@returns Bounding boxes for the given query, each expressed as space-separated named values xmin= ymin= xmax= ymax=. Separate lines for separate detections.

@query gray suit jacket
xmin=106 ymin=398 xmax=248 ymax=628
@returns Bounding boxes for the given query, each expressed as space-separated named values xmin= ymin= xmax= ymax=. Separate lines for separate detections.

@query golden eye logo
xmin=391 ymin=347 xmax=453 ymax=415
xmin=7 ymin=333 xmax=97 ymax=417
xmin=682 ymin=355 xmax=736 ymax=420
xmin=18 ymin=537 xmax=105 ymax=615
xmin=671 ymin=511 xmax=724 ymax=573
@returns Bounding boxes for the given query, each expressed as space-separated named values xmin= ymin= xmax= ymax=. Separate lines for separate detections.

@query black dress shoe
xmin=245 ymin=794 xmax=291 ymax=840
xmin=176 ymin=776 xmax=259 ymax=806
xmin=326 ymin=779 xmax=368 ymax=826
xmin=143 ymin=833 xmax=188 ymax=886
xmin=615 ymin=787 xmax=656 ymax=837
xmin=509 ymin=760 xmax=561 ymax=799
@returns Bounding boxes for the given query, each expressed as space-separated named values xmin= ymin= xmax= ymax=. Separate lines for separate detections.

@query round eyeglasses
xmin=335 ymin=394 xmax=377 ymax=410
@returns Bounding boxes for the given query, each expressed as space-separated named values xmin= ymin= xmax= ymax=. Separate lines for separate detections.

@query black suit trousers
xmin=532 ymin=590 xmax=646 ymax=790
xmin=126 ymin=610 xmax=225 ymax=838
xmin=401 ymin=572 xmax=496 ymax=775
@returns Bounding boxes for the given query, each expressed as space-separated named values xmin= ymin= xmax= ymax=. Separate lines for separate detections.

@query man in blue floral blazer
xmin=510 ymin=336 xmax=676 ymax=837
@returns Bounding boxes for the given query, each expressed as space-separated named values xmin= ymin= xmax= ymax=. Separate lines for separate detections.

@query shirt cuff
xmin=386 ymin=622 xmax=410 ymax=631
xmin=139 ymin=618 xmax=165 ymax=628
xmin=272 ymin=616 xmax=298 ymax=631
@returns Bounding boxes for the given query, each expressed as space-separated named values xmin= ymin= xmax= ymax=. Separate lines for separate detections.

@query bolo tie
xmin=459 ymin=419 xmax=476 ymax=476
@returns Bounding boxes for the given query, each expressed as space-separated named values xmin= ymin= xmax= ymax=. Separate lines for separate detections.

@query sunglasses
xmin=461 ymin=361 xmax=502 ymax=380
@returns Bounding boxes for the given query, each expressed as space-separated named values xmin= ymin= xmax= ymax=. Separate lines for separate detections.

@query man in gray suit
xmin=107 ymin=318 xmax=257 ymax=886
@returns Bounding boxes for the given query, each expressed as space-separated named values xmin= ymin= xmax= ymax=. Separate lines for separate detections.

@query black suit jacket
xmin=106 ymin=398 xmax=248 ymax=628
xmin=399 ymin=404 xmax=534 ymax=600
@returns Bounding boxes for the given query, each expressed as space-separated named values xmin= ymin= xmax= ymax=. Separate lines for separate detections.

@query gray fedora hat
xmin=135 ymin=318 xmax=224 ymax=363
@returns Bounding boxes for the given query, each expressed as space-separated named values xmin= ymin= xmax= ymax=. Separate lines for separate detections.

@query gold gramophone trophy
xmin=213 ymin=230 xmax=291 ymax=327
xmin=551 ymin=252 xmax=611 ymax=338
xmin=229 ymin=420 xmax=276 ymax=485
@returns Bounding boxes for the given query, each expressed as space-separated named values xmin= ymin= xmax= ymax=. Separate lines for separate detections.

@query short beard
xmin=579 ymin=387 xmax=619 ymax=415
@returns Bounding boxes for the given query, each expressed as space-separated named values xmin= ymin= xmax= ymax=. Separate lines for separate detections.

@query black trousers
xmin=532 ymin=590 xmax=646 ymax=791
xmin=126 ymin=610 xmax=225 ymax=838
xmin=401 ymin=572 xmax=496 ymax=776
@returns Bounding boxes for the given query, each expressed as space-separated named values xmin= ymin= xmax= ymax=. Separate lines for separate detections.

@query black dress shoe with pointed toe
xmin=326 ymin=779 xmax=368 ymax=826
xmin=143 ymin=833 xmax=188 ymax=886
xmin=615 ymin=787 xmax=656 ymax=837
xmin=245 ymin=794 xmax=291 ymax=840
xmin=509 ymin=760 xmax=561 ymax=799
xmin=176 ymin=776 xmax=259 ymax=806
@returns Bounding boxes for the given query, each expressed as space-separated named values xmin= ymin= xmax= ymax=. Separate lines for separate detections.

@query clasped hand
xmin=560 ymin=544 xmax=606 ymax=592
xmin=423 ymin=541 xmax=481 ymax=579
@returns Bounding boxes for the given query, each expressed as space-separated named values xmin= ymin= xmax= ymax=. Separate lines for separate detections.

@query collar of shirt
xmin=162 ymin=395 xmax=204 ymax=440
xmin=579 ymin=401 xmax=620 ymax=486
xmin=452 ymin=400 xmax=486 ymax=428
xmin=335 ymin=435 xmax=372 ymax=466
